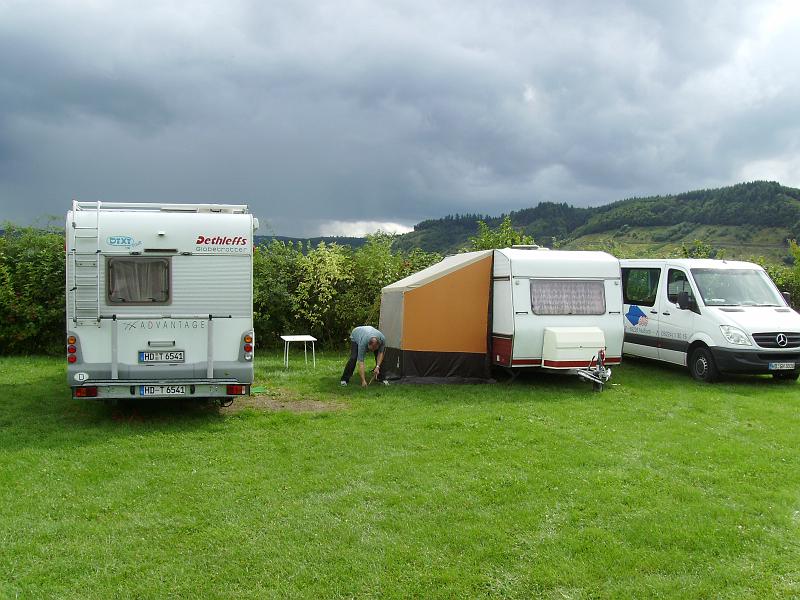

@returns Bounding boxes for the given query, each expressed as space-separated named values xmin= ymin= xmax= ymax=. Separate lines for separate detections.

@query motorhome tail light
xmin=599 ymin=349 xmax=606 ymax=362
xmin=74 ymin=386 xmax=98 ymax=398
xmin=67 ymin=336 xmax=78 ymax=363
xmin=226 ymin=385 xmax=246 ymax=395
xmin=243 ymin=333 xmax=254 ymax=361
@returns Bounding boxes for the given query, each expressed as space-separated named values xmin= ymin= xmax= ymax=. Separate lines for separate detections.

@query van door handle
xmin=649 ymin=310 xmax=658 ymax=314
xmin=662 ymin=311 xmax=671 ymax=316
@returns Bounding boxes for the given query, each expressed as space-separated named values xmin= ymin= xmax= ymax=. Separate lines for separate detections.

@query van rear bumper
xmin=709 ymin=347 xmax=800 ymax=374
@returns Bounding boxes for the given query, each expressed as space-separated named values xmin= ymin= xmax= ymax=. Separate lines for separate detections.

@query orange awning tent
xmin=379 ymin=250 xmax=493 ymax=382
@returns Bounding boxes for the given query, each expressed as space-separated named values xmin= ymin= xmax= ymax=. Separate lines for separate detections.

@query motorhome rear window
xmin=107 ymin=257 xmax=170 ymax=304
xmin=530 ymin=279 xmax=606 ymax=315
xmin=622 ymin=268 xmax=661 ymax=307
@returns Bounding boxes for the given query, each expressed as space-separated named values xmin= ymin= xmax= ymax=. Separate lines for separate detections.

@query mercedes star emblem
xmin=776 ymin=333 xmax=788 ymax=347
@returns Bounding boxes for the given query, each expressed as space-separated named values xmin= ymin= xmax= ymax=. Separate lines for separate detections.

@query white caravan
xmin=620 ymin=258 xmax=800 ymax=382
xmin=491 ymin=247 xmax=623 ymax=389
xmin=66 ymin=201 xmax=258 ymax=401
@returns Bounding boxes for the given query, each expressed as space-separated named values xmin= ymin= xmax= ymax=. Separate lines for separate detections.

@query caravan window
xmin=107 ymin=257 xmax=170 ymax=304
xmin=530 ymin=279 xmax=606 ymax=315
xmin=622 ymin=267 xmax=661 ymax=307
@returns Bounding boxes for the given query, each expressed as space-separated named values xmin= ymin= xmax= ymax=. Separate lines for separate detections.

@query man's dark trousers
xmin=341 ymin=342 xmax=381 ymax=383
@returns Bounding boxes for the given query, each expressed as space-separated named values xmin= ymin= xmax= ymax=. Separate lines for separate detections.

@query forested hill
xmin=392 ymin=181 xmax=800 ymax=255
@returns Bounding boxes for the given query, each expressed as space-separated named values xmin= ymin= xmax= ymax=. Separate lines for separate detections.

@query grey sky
xmin=1 ymin=0 xmax=799 ymax=236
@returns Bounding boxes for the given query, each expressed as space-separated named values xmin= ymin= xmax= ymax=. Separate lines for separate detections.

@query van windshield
xmin=690 ymin=268 xmax=783 ymax=307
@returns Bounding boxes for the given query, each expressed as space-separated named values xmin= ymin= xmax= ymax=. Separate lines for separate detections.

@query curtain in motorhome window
xmin=107 ymin=257 xmax=170 ymax=304
xmin=530 ymin=279 xmax=606 ymax=315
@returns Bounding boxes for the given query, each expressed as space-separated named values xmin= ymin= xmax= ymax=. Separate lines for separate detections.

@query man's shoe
xmin=382 ymin=380 xmax=389 ymax=386
xmin=340 ymin=381 xmax=347 ymax=387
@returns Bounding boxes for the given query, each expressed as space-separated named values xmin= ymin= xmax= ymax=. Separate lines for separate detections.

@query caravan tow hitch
xmin=576 ymin=349 xmax=611 ymax=392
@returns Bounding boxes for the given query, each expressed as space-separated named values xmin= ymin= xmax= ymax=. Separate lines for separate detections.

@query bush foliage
xmin=0 ymin=224 xmax=67 ymax=355
xmin=1 ymin=223 xmax=798 ymax=356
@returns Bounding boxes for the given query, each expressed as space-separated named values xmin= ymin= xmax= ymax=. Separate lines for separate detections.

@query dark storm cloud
xmin=1 ymin=0 xmax=799 ymax=235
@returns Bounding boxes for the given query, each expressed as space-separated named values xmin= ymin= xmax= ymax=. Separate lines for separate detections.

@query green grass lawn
xmin=1 ymin=352 xmax=799 ymax=599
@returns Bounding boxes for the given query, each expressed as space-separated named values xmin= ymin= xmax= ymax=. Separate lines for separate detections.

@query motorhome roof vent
xmin=511 ymin=245 xmax=548 ymax=250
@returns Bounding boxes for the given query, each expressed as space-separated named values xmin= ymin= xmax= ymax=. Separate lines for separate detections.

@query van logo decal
xmin=776 ymin=333 xmax=788 ymax=347
xmin=625 ymin=305 xmax=649 ymax=327
xmin=107 ymin=235 xmax=142 ymax=249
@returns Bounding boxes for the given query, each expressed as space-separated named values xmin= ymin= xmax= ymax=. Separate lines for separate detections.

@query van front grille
xmin=752 ymin=332 xmax=800 ymax=349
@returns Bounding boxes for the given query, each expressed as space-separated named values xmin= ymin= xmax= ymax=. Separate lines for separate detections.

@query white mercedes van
xmin=620 ymin=258 xmax=800 ymax=382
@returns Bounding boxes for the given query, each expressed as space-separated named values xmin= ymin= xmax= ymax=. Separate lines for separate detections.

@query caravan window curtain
xmin=530 ymin=279 xmax=606 ymax=315
xmin=107 ymin=257 xmax=170 ymax=304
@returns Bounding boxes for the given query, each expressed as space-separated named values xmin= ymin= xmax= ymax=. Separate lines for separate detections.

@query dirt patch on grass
xmin=221 ymin=390 xmax=347 ymax=414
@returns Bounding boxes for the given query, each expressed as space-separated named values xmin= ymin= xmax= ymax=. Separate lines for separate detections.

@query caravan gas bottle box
xmin=542 ymin=327 xmax=606 ymax=369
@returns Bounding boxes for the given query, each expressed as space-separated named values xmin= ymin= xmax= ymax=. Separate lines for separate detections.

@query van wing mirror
xmin=783 ymin=291 xmax=791 ymax=306
xmin=677 ymin=291 xmax=690 ymax=310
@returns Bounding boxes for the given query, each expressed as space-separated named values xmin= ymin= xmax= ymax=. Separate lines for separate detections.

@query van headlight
xmin=720 ymin=325 xmax=751 ymax=346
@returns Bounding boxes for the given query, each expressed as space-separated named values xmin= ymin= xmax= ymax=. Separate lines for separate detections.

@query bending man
xmin=340 ymin=325 xmax=386 ymax=387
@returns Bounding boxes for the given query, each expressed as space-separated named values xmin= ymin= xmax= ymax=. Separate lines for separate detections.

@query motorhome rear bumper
xmin=71 ymin=380 xmax=250 ymax=400
xmin=709 ymin=347 xmax=800 ymax=374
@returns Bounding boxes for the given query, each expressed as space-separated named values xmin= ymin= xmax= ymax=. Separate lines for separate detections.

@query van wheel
xmin=689 ymin=347 xmax=719 ymax=383
xmin=773 ymin=372 xmax=799 ymax=382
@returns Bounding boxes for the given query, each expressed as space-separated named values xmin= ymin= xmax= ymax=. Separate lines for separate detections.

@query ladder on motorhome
xmin=70 ymin=200 xmax=102 ymax=326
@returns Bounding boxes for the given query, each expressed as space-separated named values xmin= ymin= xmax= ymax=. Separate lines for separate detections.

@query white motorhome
xmin=66 ymin=201 xmax=259 ymax=401
xmin=620 ymin=258 xmax=800 ymax=382
xmin=491 ymin=247 xmax=623 ymax=389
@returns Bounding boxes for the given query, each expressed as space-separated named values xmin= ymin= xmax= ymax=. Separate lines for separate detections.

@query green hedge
xmin=1 ymin=225 xmax=797 ymax=356
xmin=0 ymin=224 xmax=66 ymax=355
xmin=0 ymin=227 xmax=441 ymax=355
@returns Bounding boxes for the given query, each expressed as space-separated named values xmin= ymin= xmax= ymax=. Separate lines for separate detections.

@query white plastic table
xmin=280 ymin=335 xmax=317 ymax=368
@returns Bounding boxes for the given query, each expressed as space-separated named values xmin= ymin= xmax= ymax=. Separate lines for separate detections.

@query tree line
xmin=1 ymin=220 xmax=798 ymax=356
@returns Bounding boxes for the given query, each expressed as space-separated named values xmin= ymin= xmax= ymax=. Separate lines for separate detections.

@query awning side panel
xmin=402 ymin=255 xmax=492 ymax=353
xmin=378 ymin=289 xmax=404 ymax=348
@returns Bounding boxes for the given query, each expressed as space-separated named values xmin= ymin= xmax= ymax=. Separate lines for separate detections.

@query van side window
xmin=667 ymin=269 xmax=694 ymax=304
xmin=530 ymin=279 xmax=606 ymax=315
xmin=622 ymin=268 xmax=660 ymax=307
xmin=107 ymin=257 xmax=170 ymax=304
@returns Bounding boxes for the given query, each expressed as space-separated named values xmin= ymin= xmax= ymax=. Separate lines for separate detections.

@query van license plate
xmin=769 ymin=362 xmax=795 ymax=370
xmin=139 ymin=351 xmax=185 ymax=363
xmin=140 ymin=385 xmax=186 ymax=396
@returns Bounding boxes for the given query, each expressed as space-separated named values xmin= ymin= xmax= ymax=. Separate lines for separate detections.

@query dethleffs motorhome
xmin=620 ymin=258 xmax=800 ymax=382
xmin=66 ymin=201 xmax=258 ymax=402
xmin=491 ymin=248 xmax=623 ymax=388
